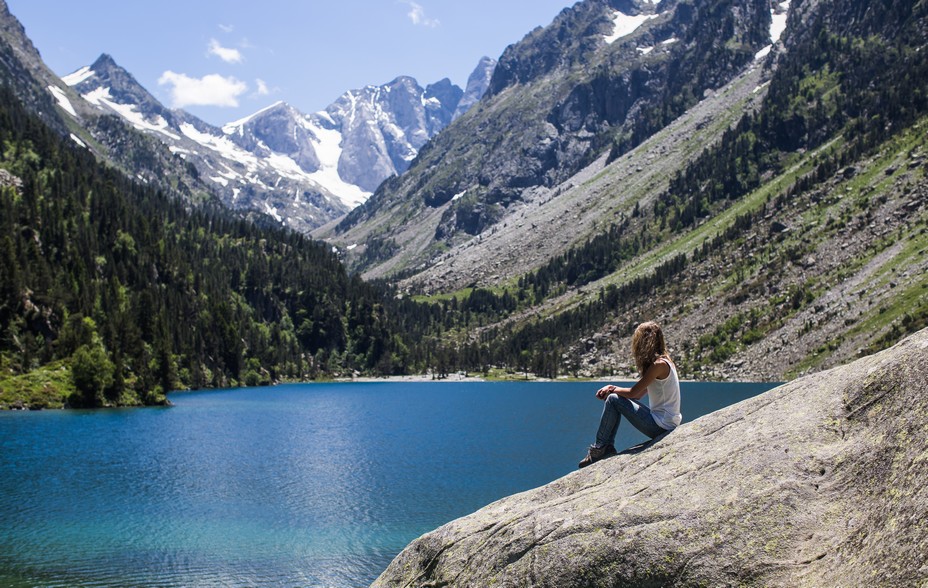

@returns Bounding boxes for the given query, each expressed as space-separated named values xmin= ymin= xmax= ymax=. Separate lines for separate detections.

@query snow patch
xmin=303 ymin=119 xmax=371 ymax=208
xmin=180 ymin=122 xmax=258 ymax=170
xmin=48 ymin=86 xmax=76 ymax=117
xmin=347 ymin=244 xmax=358 ymax=251
xmin=83 ymin=87 xmax=180 ymax=140
xmin=756 ymin=1 xmax=790 ymax=60
xmin=451 ymin=190 xmax=467 ymax=202
xmin=61 ymin=66 xmax=93 ymax=86
xmin=183 ymin=118 xmax=368 ymax=208
xmin=770 ymin=0 xmax=790 ymax=43
xmin=604 ymin=10 xmax=659 ymax=44
xmin=69 ymin=133 xmax=87 ymax=148
xmin=661 ymin=37 xmax=678 ymax=45
xmin=266 ymin=152 xmax=314 ymax=181
xmin=315 ymin=110 xmax=336 ymax=126
xmin=264 ymin=202 xmax=283 ymax=223
xmin=637 ymin=46 xmax=655 ymax=55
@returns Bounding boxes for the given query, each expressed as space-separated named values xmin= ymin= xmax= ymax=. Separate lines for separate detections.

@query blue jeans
xmin=595 ymin=393 xmax=667 ymax=447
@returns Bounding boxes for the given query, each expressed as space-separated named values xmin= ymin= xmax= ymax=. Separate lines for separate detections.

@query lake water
xmin=0 ymin=381 xmax=777 ymax=587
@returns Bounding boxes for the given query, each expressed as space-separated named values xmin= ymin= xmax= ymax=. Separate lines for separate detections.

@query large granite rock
xmin=372 ymin=328 xmax=928 ymax=587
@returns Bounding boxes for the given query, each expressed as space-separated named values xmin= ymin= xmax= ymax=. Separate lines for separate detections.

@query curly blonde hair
xmin=632 ymin=321 xmax=670 ymax=375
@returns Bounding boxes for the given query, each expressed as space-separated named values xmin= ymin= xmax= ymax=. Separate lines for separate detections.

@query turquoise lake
xmin=0 ymin=381 xmax=777 ymax=587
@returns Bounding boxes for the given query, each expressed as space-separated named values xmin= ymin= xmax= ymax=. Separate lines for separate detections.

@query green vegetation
xmin=0 ymin=84 xmax=424 ymax=406
xmin=0 ymin=361 xmax=74 ymax=409
xmin=2 ymin=0 xmax=927 ymax=406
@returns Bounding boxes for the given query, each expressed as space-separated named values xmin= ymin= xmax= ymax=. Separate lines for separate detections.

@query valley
xmin=1 ymin=0 xmax=926 ymax=407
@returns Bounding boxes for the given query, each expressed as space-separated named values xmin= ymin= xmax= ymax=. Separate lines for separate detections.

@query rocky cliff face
xmin=373 ymin=327 xmax=928 ymax=587
xmin=453 ymin=56 xmax=497 ymax=120
xmin=332 ymin=0 xmax=773 ymax=272
xmin=319 ymin=75 xmax=463 ymax=194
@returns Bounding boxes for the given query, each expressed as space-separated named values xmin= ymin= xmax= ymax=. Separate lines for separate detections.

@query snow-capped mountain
xmin=60 ymin=55 xmax=349 ymax=231
xmin=60 ymin=54 xmax=494 ymax=231
xmin=223 ymin=75 xmax=464 ymax=197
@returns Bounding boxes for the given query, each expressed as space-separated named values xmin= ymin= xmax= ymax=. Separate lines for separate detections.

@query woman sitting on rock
xmin=579 ymin=321 xmax=682 ymax=468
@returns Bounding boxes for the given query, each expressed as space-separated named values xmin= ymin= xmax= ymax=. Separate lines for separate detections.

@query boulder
xmin=372 ymin=328 xmax=928 ymax=587
xmin=770 ymin=220 xmax=790 ymax=234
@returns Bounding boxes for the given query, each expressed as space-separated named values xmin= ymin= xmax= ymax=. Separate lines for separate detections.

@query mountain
xmin=0 ymin=72 xmax=431 ymax=407
xmin=0 ymin=2 xmax=464 ymax=407
xmin=61 ymin=55 xmax=490 ymax=232
xmin=290 ymin=74 xmax=462 ymax=194
xmin=0 ymin=3 xmax=228 ymax=213
xmin=0 ymin=0 xmax=86 ymax=132
xmin=322 ymin=0 xmax=928 ymax=382
xmin=327 ymin=0 xmax=774 ymax=270
xmin=453 ymin=56 xmax=497 ymax=119
xmin=2 ymin=0 xmax=926 ymax=392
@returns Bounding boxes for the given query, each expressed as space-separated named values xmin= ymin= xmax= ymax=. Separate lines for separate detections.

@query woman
xmin=579 ymin=321 xmax=682 ymax=468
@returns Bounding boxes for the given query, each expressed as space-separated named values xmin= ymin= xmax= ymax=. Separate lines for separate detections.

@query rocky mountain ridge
xmin=58 ymin=53 xmax=494 ymax=232
xmin=326 ymin=0 xmax=775 ymax=272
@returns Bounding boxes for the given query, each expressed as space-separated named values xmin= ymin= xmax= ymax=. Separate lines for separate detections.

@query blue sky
xmin=8 ymin=0 xmax=575 ymax=126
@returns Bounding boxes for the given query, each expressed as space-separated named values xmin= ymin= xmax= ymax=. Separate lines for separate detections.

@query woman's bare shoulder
xmin=651 ymin=357 xmax=672 ymax=379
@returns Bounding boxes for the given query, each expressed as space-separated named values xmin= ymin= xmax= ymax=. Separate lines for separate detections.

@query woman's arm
xmin=596 ymin=360 xmax=671 ymax=400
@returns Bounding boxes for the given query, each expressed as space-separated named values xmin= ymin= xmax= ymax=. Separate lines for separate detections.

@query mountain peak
xmin=453 ymin=56 xmax=497 ymax=119
xmin=384 ymin=75 xmax=423 ymax=93
xmin=223 ymin=100 xmax=290 ymax=131
xmin=91 ymin=53 xmax=118 ymax=70
xmin=425 ymin=78 xmax=463 ymax=111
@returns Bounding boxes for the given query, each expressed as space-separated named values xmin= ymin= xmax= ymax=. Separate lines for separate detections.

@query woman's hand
xmin=596 ymin=385 xmax=617 ymax=400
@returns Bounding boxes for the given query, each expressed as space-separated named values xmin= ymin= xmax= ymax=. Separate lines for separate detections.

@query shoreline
xmin=336 ymin=372 xmax=486 ymax=383
xmin=332 ymin=372 xmax=631 ymax=384
xmin=4 ymin=374 xmax=781 ymax=410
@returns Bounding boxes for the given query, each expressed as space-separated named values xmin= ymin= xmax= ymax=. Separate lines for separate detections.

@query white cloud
xmin=403 ymin=1 xmax=440 ymax=28
xmin=218 ymin=24 xmax=235 ymax=33
xmin=158 ymin=71 xmax=248 ymax=108
xmin=255 ymin=79 xmax=270 ymax=96
xmin=208 ymin=38 xmax=243 ymax=64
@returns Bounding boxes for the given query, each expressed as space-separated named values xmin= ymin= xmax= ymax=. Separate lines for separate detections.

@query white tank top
xmin=648 ymin=358 xmax=682 ymax=430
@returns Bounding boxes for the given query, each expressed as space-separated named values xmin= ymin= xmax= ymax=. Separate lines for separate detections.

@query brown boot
xmin=578 ymin=444 xmax=617 ymax=468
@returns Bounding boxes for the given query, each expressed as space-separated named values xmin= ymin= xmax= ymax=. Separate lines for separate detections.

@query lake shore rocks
xmin=372 ymin=327 xmax=928 ymax=587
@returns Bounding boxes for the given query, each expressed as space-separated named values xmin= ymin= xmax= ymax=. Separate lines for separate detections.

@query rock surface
xmin=372 ymin=328 xmax=928 ymax=587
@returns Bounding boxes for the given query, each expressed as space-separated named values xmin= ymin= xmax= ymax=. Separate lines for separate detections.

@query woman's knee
xmin=606 ymin=393 xmax=638 ymax=413
xmin=605 ymin=393 xmax=625 ymax=408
